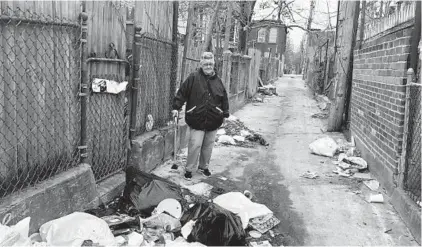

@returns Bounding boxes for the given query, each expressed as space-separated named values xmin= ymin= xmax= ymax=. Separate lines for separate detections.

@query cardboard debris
xmin=301 ymin=171 xmax=319 ymax=179
xmin=234 ymin=136 xmax=246 ymax=142
xmin=363 ymin=180 xmax=380 ymax=191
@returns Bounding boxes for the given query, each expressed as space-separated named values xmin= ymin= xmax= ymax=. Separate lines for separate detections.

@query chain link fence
xmin=0 ymin=7 xmax=82 ymax=199
xmin=135 ymin=33 xmax=176 ymax=135
xmin=404 ymin=83 xmax=421 ymax=203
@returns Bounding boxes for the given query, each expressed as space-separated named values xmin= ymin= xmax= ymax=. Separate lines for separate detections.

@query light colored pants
xmin=186 ymin=128 xmax=217 ymax=172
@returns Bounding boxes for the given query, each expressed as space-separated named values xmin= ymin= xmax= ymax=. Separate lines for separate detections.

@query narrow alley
xmin=155 ymin=75 xmax=418 ymax=246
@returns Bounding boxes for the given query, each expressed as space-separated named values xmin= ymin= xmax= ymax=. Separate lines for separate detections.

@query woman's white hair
xmin=200 ymin=52 xmax=215 ymax=64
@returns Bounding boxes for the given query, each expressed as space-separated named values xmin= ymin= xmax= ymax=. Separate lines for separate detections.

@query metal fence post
xmin=129 ymin=25 xmax=142 ymax=142
xmin=169 ymin=1 xmax=179 ymax=114
xmin=398 ymin=68 xmax=414 ymax=188
xmin=79 ymin=2 xmax=89 ymax=163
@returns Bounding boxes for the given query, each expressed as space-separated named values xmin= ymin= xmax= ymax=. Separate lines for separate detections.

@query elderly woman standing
xmin=171 ymin=52 xmax=230 ymax=180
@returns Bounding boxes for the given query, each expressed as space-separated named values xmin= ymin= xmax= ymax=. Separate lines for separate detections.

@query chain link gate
xmin=403 ymin=82 xmax=421 ymax=204
xmin=133 ymin=33 xmax=177 ymax=136
xmin=0 ymin=7 xmax=82 ymax=199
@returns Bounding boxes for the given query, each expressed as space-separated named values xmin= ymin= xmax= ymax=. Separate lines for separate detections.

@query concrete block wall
xmin=351 ymin=20 xmax=414 ymax=192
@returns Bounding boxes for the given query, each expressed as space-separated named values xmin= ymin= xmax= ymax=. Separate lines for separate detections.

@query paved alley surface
xmin=154 ymin=75 xmax=418 ymax=246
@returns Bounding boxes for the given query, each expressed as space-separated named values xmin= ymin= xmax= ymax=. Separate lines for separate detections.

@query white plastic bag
xmin=309 ymin=136 xmax=338 ymax=157
xmin=0 ymin=217 xmax=31 ymax=246
xmin=39 ymin=212 xmax=116 ymax=247
xmin=217 ymin=135 xmax=236 ymax=145
xmin=213 ymin=192 xmax=273 ymax=229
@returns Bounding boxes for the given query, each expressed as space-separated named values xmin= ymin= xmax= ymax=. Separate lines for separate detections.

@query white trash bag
xmin=39 ymin=212 xmax=116 ymax=247
xmin=0 ymin=217 xmax=31 ymax=246
xmin=309 ymin=136 xmax=338 ymax=157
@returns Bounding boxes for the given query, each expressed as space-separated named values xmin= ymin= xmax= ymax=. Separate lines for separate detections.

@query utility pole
xmin=327 ymin=0 xmax=360 ymax=131
xmin=181 ymin=2 xmax=194 ymax=83
xmin=302 ymin=0 xmax=316 ymax=80
xmin=224 ymin=2 xmax=233 ymax=51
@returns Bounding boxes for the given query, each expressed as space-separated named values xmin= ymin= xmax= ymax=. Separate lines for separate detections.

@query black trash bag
xmin=180 ymin=202 xmax=247 ymax=246
xmin=122 ymin=166 xmax=182 ymax=216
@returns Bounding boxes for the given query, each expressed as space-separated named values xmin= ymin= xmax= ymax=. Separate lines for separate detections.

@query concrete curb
xmin=128 ymin=121 xmax=189 ymax=172
xmin=0 ymin=163 xmax=98 ymax=233
xmin=391 ymin=188 xmax=421 ymax=244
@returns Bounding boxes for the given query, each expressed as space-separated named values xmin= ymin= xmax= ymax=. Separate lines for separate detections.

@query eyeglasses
xmin=203 ymin=63 xmax=214 ymax=67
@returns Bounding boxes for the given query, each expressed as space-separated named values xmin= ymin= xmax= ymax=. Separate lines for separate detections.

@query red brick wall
xmin=351 ymin=21 xmax=414 ymax=174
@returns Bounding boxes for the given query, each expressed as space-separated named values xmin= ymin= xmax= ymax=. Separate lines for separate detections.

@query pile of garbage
xmin=258 ymin=85 xmax=277 ymax=96
xmin=308 ymin=136 xmax=368 ymax=178
xmin=216 ymin=116 xmax=269 ymax=147
xmin=2 ymin=167 xmax=281 ymax=247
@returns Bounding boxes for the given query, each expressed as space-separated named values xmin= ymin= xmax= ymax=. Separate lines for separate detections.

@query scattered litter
xmin=338 ymin=171 xmax=352 ymax=177
xmin=216 ymin=129 xmax=226 ymax=135
xmin=309 ymin=136 xmax=338 ymax=157
xmin=166 ymin=236 xmax=206 ymax=247
xmin=352 ymin=190 xmax=362 ymax=195
xmin=227 ymin=115 xmax=238 ymax=121
xmin=384 ymin=228 xmax=393 ymax=234
xmin=218 ymin=176 xmax=228 ymax=181
xmin=241 ymin=130 xmax=251 ymax=137
xmin=101 ymin=214 xmax=136 ymax=228
xmin=243 ymin=190 xmax=253 ymax=200
xmin=213 ymin=192 xmax=272 ymax=229
xmin=126 ymin=232 xmax=144 ymax=246
xmin=249 ymin=214 xmax=280 ymax=234
xmin=141 ymin=212 xmax=181 ymax=232
xmin=363 ymin=180 xmax=380 ymax=191
xmin=301 ymin=171 xmax=319 ymax=179
xmin=343 ymin=156 xmax=368 ymax=170
xmin=338 ymin=153 xmax=347 ymax=162
xmin=180 ymin=203 xmax=246 ymax=246
xmin=252 ymin=97 xmax=264 ymax=103
xmin=346 ymin=147 xmax=356 ymax=157
xmin=218 ymin=135 xmax=236 ymax=145
xmin=249 ymin=230 xmax=262 ymax=238
xmin=269 ymin=230 xmax=275 ymax=238
xmin=246 ymin=133 xmax=269 ymax=146
xmin=369 ymin=194 xmax=384 ymax=203
xmin=250 ymin=240 xmax=272 ymax=247
xmin=234 ymin=136 xmax=246 ymax=142
xmin=211 ymin=187 xmax=225 ymax=195
xmin=182 ymin=182 xmax=213 ymax=198
xmin=353 ymin=172 xmax=372 ymax=180
xmin=338 ymin=161 xmax=351 ymax=170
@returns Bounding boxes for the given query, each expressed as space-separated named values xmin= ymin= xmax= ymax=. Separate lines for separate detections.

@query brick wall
xmin=351 ymin=20 xmax=414 ymax=185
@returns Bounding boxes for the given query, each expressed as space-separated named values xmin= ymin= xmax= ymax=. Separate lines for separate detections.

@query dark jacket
xmin=173 ymin=68 xmax=229 ymax=131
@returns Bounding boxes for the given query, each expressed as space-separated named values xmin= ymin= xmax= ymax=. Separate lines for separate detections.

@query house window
xmin=257 ymin=28 xmax=266 ymax=43
xmin=269 ymin=28 xmax=278 ymax=43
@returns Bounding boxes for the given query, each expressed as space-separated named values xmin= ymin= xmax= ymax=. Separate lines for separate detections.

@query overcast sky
xmin=253 ymin=0 xmax=338 ymax=52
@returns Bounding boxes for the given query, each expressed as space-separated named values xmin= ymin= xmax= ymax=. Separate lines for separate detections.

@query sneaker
xmin=199 ymin=168 xmax=211 ymax=177
xmin=171 ymin=164 xmax=178 ymax=170
xmin=184 ymin=171 xmax=192 ymax=180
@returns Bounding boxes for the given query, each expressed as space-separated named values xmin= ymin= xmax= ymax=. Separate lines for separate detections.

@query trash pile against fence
xmin=216 ymin=116 xmax=269 ymax=148
xmin=5 ymin=166 xmax=282 ymax=247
